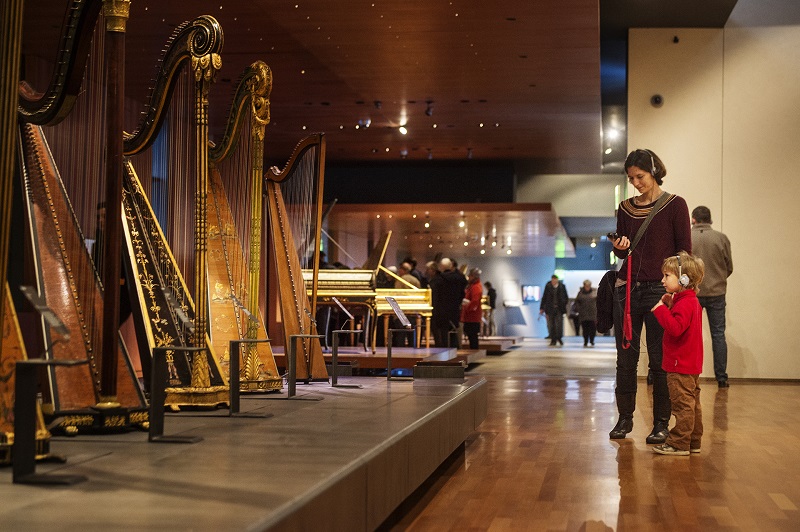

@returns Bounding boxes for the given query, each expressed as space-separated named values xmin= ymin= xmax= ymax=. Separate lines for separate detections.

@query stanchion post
xmin=286 ymin=334 xmax=324 ymax=398
xmin=13 ymin=359 xmax=88 ymax=485
xmin=330 ymin=330 xmax=363 ymax=388
xmin=387 ymin=328 xmax=415 ymax=381
xmin=229 ymin=340 xmax=241 ymax=414
xmin=149 ymin=347 xmax=203 ymax=443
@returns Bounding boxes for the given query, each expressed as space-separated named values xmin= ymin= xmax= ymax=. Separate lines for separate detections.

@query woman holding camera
xmin=608 ymin=149 xmax=692 ymax=444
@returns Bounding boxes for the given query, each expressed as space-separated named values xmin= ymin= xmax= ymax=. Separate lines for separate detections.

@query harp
xmin=206 ymin=61 xmax=282 ymax=392
xmin=265 ymin=135 xmax=328 ymax=381
xmin=7 ymin=0 xmax=147 ymax=433
xmin=122 ymin=15 xmax=228 ymax=407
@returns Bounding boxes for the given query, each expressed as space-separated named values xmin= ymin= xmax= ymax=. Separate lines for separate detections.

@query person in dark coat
xmin=540 ymin=274 xmax=568 ymax=346
xmin=431 ymin=258 xmax=467 ymax=347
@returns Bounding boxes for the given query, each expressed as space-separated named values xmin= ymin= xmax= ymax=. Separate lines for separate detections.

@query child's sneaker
xmin=690 ymin=447 xmax=701 ymax=454
xmin=653 ymin=443 xmax=689 ymax=456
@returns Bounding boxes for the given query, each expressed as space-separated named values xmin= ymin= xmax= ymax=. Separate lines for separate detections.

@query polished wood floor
xmin=384 ymin=336 xmax=800 ymax=531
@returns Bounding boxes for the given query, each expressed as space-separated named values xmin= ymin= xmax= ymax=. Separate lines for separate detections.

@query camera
xmin=607 ymin=232 xmax=620 ymax=240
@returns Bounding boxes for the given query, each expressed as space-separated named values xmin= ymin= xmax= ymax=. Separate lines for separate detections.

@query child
xmin=650 ymin=251 xmax=705 ymax=456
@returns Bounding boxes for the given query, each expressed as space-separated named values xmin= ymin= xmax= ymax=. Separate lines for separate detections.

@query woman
xmin=608 ymin=149 xmax=691 ymax=444
xmin=460 ymin=268 xmax=483 ymax=349
xmin=574 ymin=280 xmax=597 ymax=347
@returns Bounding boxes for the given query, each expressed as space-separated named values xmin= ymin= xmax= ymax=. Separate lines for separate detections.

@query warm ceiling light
xmin=590 ymin=238 xmax=597 ymax=248
xmin=376 ymin=214 xmax=381 ymax=219
xmin=604 ymin=148 xmax=612 ymax=154
xmin=480 ymin=249 xmax=486 ymax=255
xmin=491 ymin=241 xmax=497 ymax=247
xmin=424 ymin=222 xmax=430 ymax=228
xmin=463 ymin=241 xmax=469 ymax=246
xmin=398 ymin=126 xmax=408 ymax=135
xmin=506 ymin=249 xmax=512 ymax=255
xmin=458 ymin=220 xmax=465 ymax=228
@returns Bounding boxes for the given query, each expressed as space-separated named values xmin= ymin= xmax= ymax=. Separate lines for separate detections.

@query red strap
xmin=622 ymin=256 xmax=633 ymax=349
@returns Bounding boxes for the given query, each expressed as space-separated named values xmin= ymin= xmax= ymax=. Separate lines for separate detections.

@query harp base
xmin=240 ymin=377 xmax=283 ymax=393
xmin=164 ymin=385 xmax=230 ymax=409
xmin=47 ymin=406 xmax=150 ymax=436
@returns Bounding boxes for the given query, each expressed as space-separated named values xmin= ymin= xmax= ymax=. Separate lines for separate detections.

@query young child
xmin=650 ymin=251 xmax=705 ymax=456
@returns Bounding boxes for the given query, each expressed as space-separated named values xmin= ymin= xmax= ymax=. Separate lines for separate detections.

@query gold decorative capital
xmin=104 ymin=0 xmax=131 ymax=33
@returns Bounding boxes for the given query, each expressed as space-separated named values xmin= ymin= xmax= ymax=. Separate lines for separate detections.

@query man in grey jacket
xmin=691 ymin=206 xmax=734 ymax=387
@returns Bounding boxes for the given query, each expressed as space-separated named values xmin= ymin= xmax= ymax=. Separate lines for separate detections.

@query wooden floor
xmin=384 ymin=336 xmax=800 ymax=531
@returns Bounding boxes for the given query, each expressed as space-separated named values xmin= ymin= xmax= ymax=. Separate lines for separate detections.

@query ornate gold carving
xmin=103 ymin=0 xmax=131 ymax=33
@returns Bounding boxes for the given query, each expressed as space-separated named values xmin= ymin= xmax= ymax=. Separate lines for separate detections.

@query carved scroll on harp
xmin=207 ymin=61 xmax=281 ymax=392
xmin=122 ymin=15 xmax=228 ymax=407
xmin=264 ymin=134 xmax=328 ymax=380
xmin=9 ymin=0 xmax=147 ymax=432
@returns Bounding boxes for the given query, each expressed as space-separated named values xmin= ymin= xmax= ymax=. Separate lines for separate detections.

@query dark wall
xmin=323 ymin=160 xmax=516 ymax=204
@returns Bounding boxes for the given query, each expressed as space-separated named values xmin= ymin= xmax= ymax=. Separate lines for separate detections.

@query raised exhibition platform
xmin=0 ymin=375 xmax=487 ymax=531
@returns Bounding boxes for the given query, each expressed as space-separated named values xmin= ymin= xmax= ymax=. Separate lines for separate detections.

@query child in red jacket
xmin=650 ymin=251 xmax=705 ymax=456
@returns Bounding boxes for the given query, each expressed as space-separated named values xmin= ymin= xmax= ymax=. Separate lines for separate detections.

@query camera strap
xmin=622 ymin=191 xmax=671 ymax=349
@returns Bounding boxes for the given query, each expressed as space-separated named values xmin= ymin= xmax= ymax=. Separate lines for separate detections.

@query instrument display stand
xmin=227 ymin=339 xmax=275 ymax=418
xmin=330 ymin=330 xmax=363 ymax=388
xmin=287 ymin=334 xmax=325 ymax=400
xmin=13 ymin=359 xmax=88 ymax=485
xmin=149 ymin=347 xmax=203 ymax=444
xmin=386 ymin=328 xmax=416 ymax=382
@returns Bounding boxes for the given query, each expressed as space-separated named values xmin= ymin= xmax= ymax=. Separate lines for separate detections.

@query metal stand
xmin=13 ymin=359 xmax=88 ymax=485
xmin=149 ymin=347 xmax=203 ymax=444
xmin=386 ymin=328 xmax=416 ymax=381
xmin=226 ymin=339 xmax=276 ymax=417
xmin=330 ymin=329 xmax=363 ymax=388
xmin=448 ymin=329 xmax=460 ymax=349
xmin=287 ymin=334 xmax=324 ymax=398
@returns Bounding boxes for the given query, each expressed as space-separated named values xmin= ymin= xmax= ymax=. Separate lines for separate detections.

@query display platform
xmin=274 ymin=345 xmax=460 ymax=369
xmin=0 ymin=376 xmax=487 ymax=531
xmin=478 ymin=335 xmax=524 ymax=353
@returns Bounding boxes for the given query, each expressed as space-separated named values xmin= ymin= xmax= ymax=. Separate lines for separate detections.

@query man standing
xmin=483 ymin=281 xmax=497 ymax=336
xmin=691 ymin=206 xmax=733 ymax=387
xmin=431 ymin=258 xmax=467 ymax=347
xmin=540 ymin=274 xmax=568 ymax=346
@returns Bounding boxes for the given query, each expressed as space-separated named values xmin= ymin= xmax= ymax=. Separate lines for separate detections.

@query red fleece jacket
xmin=653 ymin=289 xmax=704 ymax=375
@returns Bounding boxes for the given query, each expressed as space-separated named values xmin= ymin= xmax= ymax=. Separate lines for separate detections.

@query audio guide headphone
xmin=644 ymin=149 xmax=657 ymax=176
xmin=676 ymin=254 xmax=690 ymax=287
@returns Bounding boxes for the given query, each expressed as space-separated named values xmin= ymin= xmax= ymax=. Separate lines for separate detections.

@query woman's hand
xmin=613 ymin=235 xmax=631 ymax=251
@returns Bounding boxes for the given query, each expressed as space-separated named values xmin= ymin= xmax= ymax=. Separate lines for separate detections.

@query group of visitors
xmin=536 ymin=148 xmax=733 ymax=458
xmin=606 ymin=148 xmax=732 ymax=457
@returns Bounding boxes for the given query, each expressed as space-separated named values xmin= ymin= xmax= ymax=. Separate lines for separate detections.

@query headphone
xmin=676 ymin=254 xmax=690 ymax=287
xmin=643 ymin=149 xmax=658 ymax=176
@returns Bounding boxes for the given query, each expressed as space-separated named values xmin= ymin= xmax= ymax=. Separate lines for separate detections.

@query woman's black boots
xmin=609 ymin=415 xmax=633 ymax=439
xmin=645 ymin=419 xmax=669 ymax=444
xmin=609 ymin=393 xmax=636 ymax=439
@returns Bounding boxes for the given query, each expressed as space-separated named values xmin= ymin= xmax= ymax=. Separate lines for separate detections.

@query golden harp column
xmin=190 ymin=48 xmax=222 ymax=388
xmin=245 ymin=63 xmax=271 ymax=357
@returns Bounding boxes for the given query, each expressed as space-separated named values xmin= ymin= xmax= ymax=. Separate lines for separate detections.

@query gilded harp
xmin=207 ymin=61 xmax=282 ymax=392
xmin=122 ymin=15 xmax=228 ymax=407
xmin=265 ymin=135 xmax=328 ymax=381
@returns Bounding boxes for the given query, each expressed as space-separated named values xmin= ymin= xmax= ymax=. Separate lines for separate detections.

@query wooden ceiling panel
xmin=22 ymin=0 xmax=602 ymax=168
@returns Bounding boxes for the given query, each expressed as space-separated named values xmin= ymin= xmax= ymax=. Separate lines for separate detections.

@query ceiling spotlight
xmin=400 ymin=149 xmax=408 ymax=159
xmin=398 ymin=125 xmax=408 ymax=135
xmin=480 ymin=249 xmax=486 ymax=255
xmin=374 ymin=100 xmax=382 ymax=109
xmin=458 ymin=220 xmax=465 ymax=228
xmin=425 ymin=100 xmax=434 ymax=116
xmin=506 ymin=248 xmax=512 ymax=255
xmin=590 ymin=238 xmax=597 ymax=248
